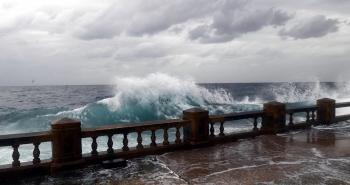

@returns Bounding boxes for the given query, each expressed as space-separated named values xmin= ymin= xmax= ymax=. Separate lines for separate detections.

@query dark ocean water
xmin=1 ymin=73 xmax=350 ymax=165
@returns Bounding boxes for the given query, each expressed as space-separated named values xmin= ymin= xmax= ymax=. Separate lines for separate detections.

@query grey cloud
xmin=73 ymin=6 xmax=124 ymax=40
xmin=0 ymin=14 xmax=33 ymax=36
xmin=85 ymin=47 xmax=115 ymax=59
xmin=74 ymin=0 xmax=247 ymax=40
xmin=75 ymin=0 xmax=295 ymax=42
xmin=189 ymin=8 xmax=292 ymax=43
xmin=114 ymin=42 xmax=171 ymax=61
xmin=76 ymin=24 xmax=120 ymax=40
xmin=0 ymin=6 xmax=87 ymax=37
xmin=125 ymin=0 xmax=220 ymax=36
xmin=279 ymin=15 xmax=339 ymax=39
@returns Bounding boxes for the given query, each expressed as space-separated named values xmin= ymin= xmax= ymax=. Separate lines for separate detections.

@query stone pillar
xmin=261 ymin=101 xmax=286 ymax=134
xmin=183 ymin=108 xmax=209 ymax=146
xmin=51 ymin=118 xmax=84 ymax=173
xmin=317 ymin=98 xmax=335 ymax=125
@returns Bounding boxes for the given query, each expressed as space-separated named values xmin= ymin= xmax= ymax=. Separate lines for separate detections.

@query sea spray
xmin=271 ymin=82 xmax=350 ymax=103
xmin=270 ymin=81 xmax=350 ymax=115
xmin=58 ymin=73 xmax=260 ymax=127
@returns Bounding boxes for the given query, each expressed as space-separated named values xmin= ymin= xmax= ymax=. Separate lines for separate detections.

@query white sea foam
xmin=102 ymin=73 xmax=237 ymax=112
xmin=312 ymin=148 xmax=324 ymax=158
xmin=53 ymin=74 xmax=350 ymax=125
xmin=55 ymin=73 xmax=262 ymax=125
xmin=271 ymin=81 xmax=350 ymax=116
xmin=272 ymin=81 xmax=335 ymax=103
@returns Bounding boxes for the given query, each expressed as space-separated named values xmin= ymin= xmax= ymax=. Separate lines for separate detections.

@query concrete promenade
xmin=16 ymin=121 xmax=350 ymax=185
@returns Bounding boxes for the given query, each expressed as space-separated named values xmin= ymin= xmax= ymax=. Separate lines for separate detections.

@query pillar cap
xmin=263 ymin=101 xmax=285 ymax=107
xmin=183 ymin=107 xmax=209 ymax=113
xmin=317 ymin=98 xmax=335 ymax=102
xmin=51 ymin=118 xmax=81 ymax=129
xmin=265 ymin=101 xmax=283 ymax=105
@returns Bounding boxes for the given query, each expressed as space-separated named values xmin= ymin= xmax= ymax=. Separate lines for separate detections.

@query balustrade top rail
xmin=286 ymin=105 xmax=317 ymax=114
xmin=0 ymin=99 xmax=350 ymax=180
xmin=82 ymin=119 xmax=189 ymax=138
xmin=209 ymin=110 xmax=263 ymax=122
xmin=0 ymin=131 xmax=51 ymax=147
xmin=335 ymin=102 xmax=350 ymax=108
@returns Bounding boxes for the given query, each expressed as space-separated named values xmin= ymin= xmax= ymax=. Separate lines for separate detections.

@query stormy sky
xmin=0 ymin=0 xmax=349 ymax=85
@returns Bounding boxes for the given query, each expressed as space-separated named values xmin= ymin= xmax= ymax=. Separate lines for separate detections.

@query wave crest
xmin=59 ymin=73 xmax=259 ymax=126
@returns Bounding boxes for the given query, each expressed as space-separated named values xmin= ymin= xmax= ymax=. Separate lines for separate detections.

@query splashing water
xmin=272 ymin=81 xmax=350 ymax=103
xmin=59 ymin=73 xmax=260 ymax=127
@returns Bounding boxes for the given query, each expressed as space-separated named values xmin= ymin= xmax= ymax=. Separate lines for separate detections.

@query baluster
xmin=219 ymin=121 xmax=225 ymax=136
xmin=137 ymin=130 xmax=143 ymax=149
xmin=122 ymin=133 xmax=129 ymax=151
xmin=107 ymin=134 xmax=114 ymax=154
xmin=175 ymin=126 xmax=181 ymax=144
xmin=253 ymin=117 xmax=258 ymax=132
xmin=12 ymin=144 xmax=20 ymax=167
xmin=91 ymin=136 xmax=98 ymax=156
xmin=163 ymin=128 xmax=169 ymax=146
xmin=210 ymin=122 xmax=215 ymax=137
xmin=289 ymin=113 xmax=294 ymax=127
xmin=311 ymin=110 xmax=316 ymax=123
xmin=33 ymin=142 xmax=41 ymax=164
xmin=306 ymin=111 xmax=310 ymax=123
xmin=150 ymin=129 xmax=157 ymax=147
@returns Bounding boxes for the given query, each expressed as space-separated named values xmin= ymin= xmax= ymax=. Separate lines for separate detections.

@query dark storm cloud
xmin=76 ymin=0 xmax=294 ymax=43
xmin=74 ymin=0 xmax=252 ymax=40
xmin=189 ymin=8 xmax=292 ymax=43
xmin=279 ymin=15 xmax=339 ymax=39
xmin=75 ymin=0 xmax=226 ymax=40
xmin=125 ymin=0 xmax=223 ymax=36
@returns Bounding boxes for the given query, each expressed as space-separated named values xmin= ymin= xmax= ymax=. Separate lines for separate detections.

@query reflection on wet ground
xmin=14 ymin=121 xmax=350 ymax=185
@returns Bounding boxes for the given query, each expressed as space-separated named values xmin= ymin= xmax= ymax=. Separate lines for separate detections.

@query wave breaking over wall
xmin=58 ymin=73 xmax=260 ymax=127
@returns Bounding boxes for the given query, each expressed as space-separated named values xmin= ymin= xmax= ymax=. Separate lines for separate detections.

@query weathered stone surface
xmin=261 ymin=101 xmax=286 ymax=134
xmin=317 ymin=98 xmax=336 ymax=125
xmin=51 ymin=118 xmax=84 ymax=173
xmin=183 ymin=107 xmax=210 ymax=145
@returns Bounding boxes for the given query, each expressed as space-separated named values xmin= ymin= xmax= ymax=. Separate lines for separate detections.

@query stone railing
xmin=0 ymin=98 xmax=349 ymax=178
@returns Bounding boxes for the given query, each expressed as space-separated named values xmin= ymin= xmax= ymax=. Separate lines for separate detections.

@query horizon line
xmin=0 ymin=81 xmax=345 ymax=87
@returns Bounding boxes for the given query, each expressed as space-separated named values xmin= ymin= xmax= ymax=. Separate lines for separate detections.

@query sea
xmin=1 ymin=73 xmax=350 ymax=167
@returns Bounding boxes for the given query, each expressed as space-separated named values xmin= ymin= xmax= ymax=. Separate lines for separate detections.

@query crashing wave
xmin=58 ymin=73 xmax=261 ymax=126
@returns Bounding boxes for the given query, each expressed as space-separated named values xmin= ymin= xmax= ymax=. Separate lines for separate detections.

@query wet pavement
xmin=14 ymin=122 xmax=350 ymax=185
xmin=159 ymin=129 xmax=350 ymax=184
